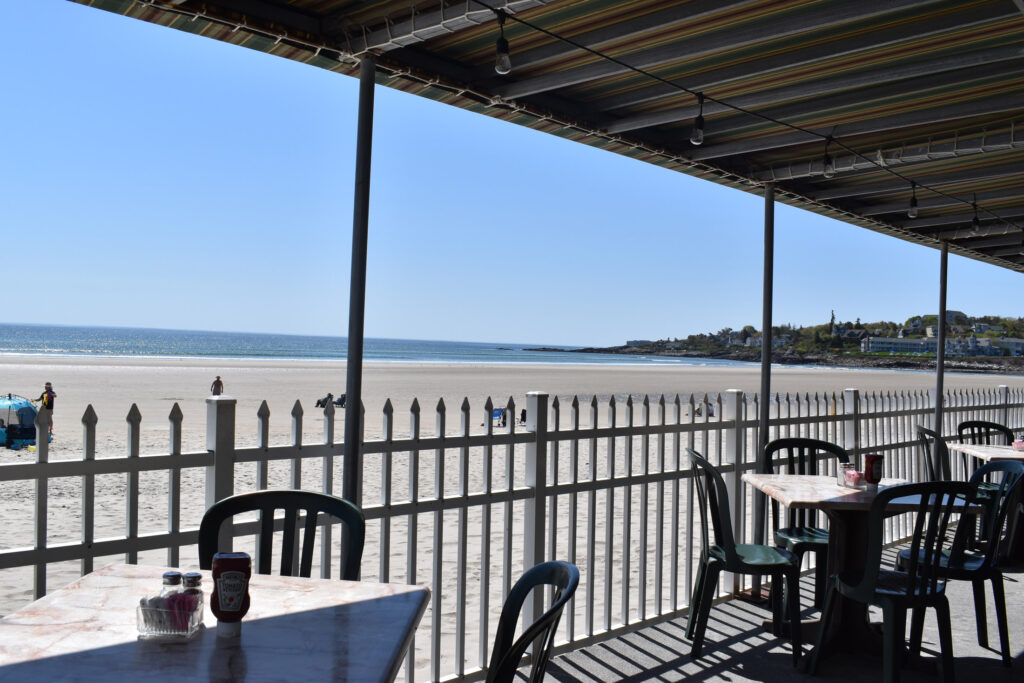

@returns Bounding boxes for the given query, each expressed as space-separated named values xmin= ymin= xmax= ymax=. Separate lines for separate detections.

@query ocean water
xmin=0 ymin=323 xmax=756 ymax=367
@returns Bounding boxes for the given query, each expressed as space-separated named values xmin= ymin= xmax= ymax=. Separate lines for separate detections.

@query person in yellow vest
xmin=36 ymin=382 xmax=56 ymax=435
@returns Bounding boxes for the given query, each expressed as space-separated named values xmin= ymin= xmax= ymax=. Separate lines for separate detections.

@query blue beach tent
xmin=0 ymin=394 xmax=46 ymax=449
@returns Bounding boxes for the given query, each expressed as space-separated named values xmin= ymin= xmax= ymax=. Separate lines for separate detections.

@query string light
xmin=468 ymin=0 xmax=1018 ymax=237
xmin=908 ymin=182 xmax=919 ymax=219
xmin=690 ymin=93 xmax=705 ymax=146
xmin=822 ymin=137 xmax=836 ymax=179
xmin=971 ymin=195 xmax=981 ymax=234
xmin=494 ymin=10 xmax=512 ymax=75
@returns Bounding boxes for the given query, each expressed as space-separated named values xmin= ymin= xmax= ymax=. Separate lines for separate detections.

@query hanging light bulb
xmin=908 ymin=182 xmax=919 ymax=219
xmin=971 ymin=197 xmax=981 ymax=234
xmin=822 ymin=138 xmax=836 ymax=179
xmin=690 ymin=93 xmax=705 ymax=146
xmin=494 ymin=11 xmax=512 ymax=75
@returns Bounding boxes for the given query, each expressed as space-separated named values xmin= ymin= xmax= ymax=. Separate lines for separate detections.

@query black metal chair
xmin=198 ymin=489 xmax=365 ymax=580
xmin=485 ymin=560 xmax=579 ymax=683
xmin=897 ymin=460 xmax=1024 ymax=667
xmin=686 ymin=449 xmax=802 ymax=664
xmin=765 ymin=437 xmax=850 ymax=608
xmin=808 ymin=481 xmax=974 ymax=683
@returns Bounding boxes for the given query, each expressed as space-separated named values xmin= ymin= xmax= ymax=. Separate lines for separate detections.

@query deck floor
xmin=548 ymin=548 xmax=1023 ymax=682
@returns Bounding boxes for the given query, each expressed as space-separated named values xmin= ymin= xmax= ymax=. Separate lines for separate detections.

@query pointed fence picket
xmin=1 ymin=385 xmax=1023 ymax=682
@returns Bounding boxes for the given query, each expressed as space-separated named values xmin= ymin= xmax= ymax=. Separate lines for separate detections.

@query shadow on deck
xmin=548 ymin=549 xmax=1023 ymax=682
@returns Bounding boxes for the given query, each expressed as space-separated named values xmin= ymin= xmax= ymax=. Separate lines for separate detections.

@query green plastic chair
xmin=199 ymin=489 xmax=365 ymax=580
xmin=957 ymin=420 xmax=1014 ymax=446
xmin=956 ymin=420 xmax=1014 ymax=485
xmin=485 ymin=561 xmax=579 ymax=683
xmin=897 ymin=460 xmax=1024 ymax=667
xmin=917 ymin=426 xmax=951 ymax=482
xmin=686 ymin=449 xmax=802 ymax=664
xmin=808 ymin=481 xmax=974 ymax=683
xmin=765 ymin=437 xmax=850 ymax=608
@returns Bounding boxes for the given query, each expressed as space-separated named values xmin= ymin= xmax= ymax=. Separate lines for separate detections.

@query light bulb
xmin=823 ymin=155 xmax=836 ymax=179
xmin=908 ymin=195 xmax=918 ymax=219
xmin=495 ymin=36 xmax=511 ymax=75
xmin=690 ymin=115 xmax=704 ymax=146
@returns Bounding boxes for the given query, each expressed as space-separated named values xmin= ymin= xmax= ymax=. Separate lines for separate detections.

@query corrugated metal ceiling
xmin=70 ymin=0 xmax=1024 ymax=271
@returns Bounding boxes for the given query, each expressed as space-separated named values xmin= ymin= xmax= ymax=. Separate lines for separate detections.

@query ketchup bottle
xmin=210 ymin=552 xmax=251 ymax=638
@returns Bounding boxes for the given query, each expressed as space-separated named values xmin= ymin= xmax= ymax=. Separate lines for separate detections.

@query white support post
xmin=206 ymin=395 xmax=237 ymax=552
xmin=525 ymin=391 xmax=549 ymax=628
xmin=722 ymin=389 xmax=745 ymax=593
xmin=998 ymin=385 xmax=1009 ymax=428
xmin=843 ymin=388 xmax=861 ymax=467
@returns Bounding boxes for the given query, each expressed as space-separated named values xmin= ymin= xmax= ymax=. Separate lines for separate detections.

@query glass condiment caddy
xmin=137 ymin=570 xmax=205 ymax=639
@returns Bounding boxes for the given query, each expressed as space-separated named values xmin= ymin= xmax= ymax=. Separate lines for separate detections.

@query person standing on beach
xmin=36 ymin=382 xmax=56 ymax=435
xmin=210 ymin=376 xmax=224 ymax=396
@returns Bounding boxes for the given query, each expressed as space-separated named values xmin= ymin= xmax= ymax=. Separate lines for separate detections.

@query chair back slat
xmin=765 ymin=438 xmax=849 ymax=530
xmin=258 ymin=511 xmax=274 ymax=574
xmin=198 ymin=490 xmax=365 ymax=581
xmin=688 ymin=449 xmax=738 ymax=564
xmin=279 ymin=505 xmax=298 ymax=576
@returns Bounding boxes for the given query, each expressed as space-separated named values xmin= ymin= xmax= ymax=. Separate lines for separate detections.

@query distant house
xmin=842 ymin=329 xmax=867 ymax=340
xmin=863 ymin=335 xmax=1003 ymax=356
xmin=862 ymin=337 xmax=936 ymax=353
xmin=973 ymin=323 xmax=1004 ymax=334
xmin=995 ymin=338 xmax=1024 ymax=356
xmin=626 ymin=340 xmax=652 ymax=346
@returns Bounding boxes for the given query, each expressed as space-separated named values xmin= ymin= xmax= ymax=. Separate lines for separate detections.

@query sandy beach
xmin=2 ymin=355 xmax=1020 ymax=676
xmin=2 ymin=355 xmax=1018 ymax=459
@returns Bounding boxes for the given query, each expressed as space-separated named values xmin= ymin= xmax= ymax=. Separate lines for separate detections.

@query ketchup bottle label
xmin=216 ymin=571 xmax=248 ymax=612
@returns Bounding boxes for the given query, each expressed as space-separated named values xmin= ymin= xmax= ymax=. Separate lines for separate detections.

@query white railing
xmin=1 ymin=385 xmax=1021 ymax=681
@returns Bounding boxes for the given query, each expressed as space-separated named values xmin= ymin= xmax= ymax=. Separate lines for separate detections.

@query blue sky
xmin=4 ymin=1 xmax=1021 ymax=347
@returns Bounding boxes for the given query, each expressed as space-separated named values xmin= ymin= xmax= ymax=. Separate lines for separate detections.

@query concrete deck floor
xmin=547 ymin=549 xmax=1023 ymax=682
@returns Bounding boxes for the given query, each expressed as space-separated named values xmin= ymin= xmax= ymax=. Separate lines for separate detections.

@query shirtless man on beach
xmin=210 ymin=376 xmax=224 ymax=396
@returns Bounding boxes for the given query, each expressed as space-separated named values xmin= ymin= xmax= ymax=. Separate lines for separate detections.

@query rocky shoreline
xmin=527 ymin=345 xmax=1024 ymax=375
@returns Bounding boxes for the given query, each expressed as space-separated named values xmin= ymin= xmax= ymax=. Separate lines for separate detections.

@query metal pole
xmin=749 ymin=183 xmax=774 ymax=600
xmin=758 ymin=183 xmax=775 ymax=468
xmin=932 ymin=240 xmax=948 ymax=477
xmin=343 ymin=56 xmax=376 ymax=508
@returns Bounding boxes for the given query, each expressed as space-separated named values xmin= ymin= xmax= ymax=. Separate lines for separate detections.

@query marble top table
xmin=743 ymin=473 xmax=911 ymax=664
xmin=742 ymin=473 xmax=909 ymax=511
xmin=946 ymin=442 xmax=1024 ymax=561
xmin=946 ymin=442 xmax=1024 ymax=462
xmin=0 ymin=563 xmax=430 ymax=682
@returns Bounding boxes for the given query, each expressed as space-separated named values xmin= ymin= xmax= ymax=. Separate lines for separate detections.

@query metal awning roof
xmin=72 ymin=0 xmax=1024 ymax=271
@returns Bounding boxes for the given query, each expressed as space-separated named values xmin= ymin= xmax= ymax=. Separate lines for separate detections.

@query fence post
xmin=998 ymin=384 xmax=1009 ymax=428
xmin=206 ymin=395 xmax=236 ymax=551
xmin=722 ymin=389 xmax=745 ymax=593
xmin=843 ymin=388 xmax=861 ymax=466
xmin=525 ymin=391 xmax=549 ymax=627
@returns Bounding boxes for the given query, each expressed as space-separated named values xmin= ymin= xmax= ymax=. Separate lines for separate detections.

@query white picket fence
xmin=1 ymin=384 xmax=1021 ymax=681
